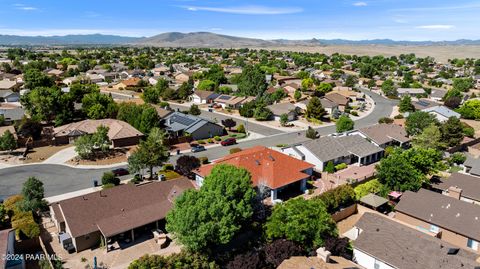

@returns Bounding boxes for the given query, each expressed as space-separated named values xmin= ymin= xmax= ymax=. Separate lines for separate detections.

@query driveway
xmin=42 ymin=146 xmax=76 ymax=164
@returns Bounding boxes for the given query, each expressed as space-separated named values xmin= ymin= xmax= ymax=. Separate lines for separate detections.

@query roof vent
xmin=447 ymin=248 xmax=459 ymax=255
xmin=268 ymin=155 xmax=275 ymax=161
xmin=446 ymin=203 xmax=451 ymax=209
xmin=456 ymin=213 xmax=460 ymax=217
xmin=255 ymin=160 xmax=260 ymax=166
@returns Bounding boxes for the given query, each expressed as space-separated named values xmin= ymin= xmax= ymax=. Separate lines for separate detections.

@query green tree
xmin=398 ymin=95 xmax=415 ymax=113
xmin=197 ymin=80 xmax=216 ymax=91
xmin=324 ymin=161 xmax=335 ymax=173
xmin=412 ymin=123 xmax=445 ymax=150
xmin=280 ymin=114 xmax=289 ymax=126
xmin=24 ymin=68 xmax=54 ymax=89
xmin=405 ymin=111 xmax=438 ymax=136
xmin=128 ymin=128 xmax=169 ymax=179
xmin=305 ymin=126 xmax=318 ymax=139
xmin=336 ymin=115 xmax=354 ymax=133
xmin=141 ymin=87 xmax=160 ymax=104
xmin=294 ymin=89 xmax=302 ymax=101
xmin=166 ymin=164 xmax=255 ymax=252
xmin=189 ymin=104 xmax=201 ymax=116
xmin=203 ymin=64 xmax=227 ymax=86
xmin=265 ymin=198 xmax=337 ymax=249
xmin=239 ymin=101 xmax=256 ymax=118
xmin=381 ymin=79 xmax=397 ymax=97
xmin=376 ymin=148 xmax=426 ymax=192
xmin=0 ymin=130 xmax=17 ymax=151
xmin=344 ymin=75 xmax=358 ymax=87
xmin=306 ymin=97 xmax=326 ymax=120
xmin=237 ymin=124 xmax=246 ymax=134
xmin=82 ymin=92 xmax=117 ymax=119
xmin=74 ymin=125 xmax=110 ymax=159
xmin=20 ymin=177 xmax=47 ymax=213
xmin=177 ymin=81 xmax=194 ymax=100
xmin=21 ymin=86 xmax=74 ymax=123
xmin=441 ymin=117 xmax=465 ymax=147
xmin=316 ymin=83 xmax=333 ymax=95
xmin=301 ymin=78 xmax=314 ymax=90
xmin=452 ymin=77 xmax=474 ymax=92
xmin=254 ymin=105 xmax=273 ymax=121
xmin=101 ymin=171 xmax=120 ymax=186
xmin=457 ymin=100 xmax=480 ymax=120
xmin=354 ymin=179 xmax=384 ymax=200
xmin=403 ymin=147 xmax=442 ymax=174
xmin=237 ymin=65 xmax=267 ymax=96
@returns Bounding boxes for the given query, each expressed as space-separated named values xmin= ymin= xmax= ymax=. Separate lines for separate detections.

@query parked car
xmin=191 ymin=145 xmax=206 ymax=153
xmin=221 ymin=138 xmax=236 ymax=146
xmin=111 ymin=168 xmax=129 ymax=176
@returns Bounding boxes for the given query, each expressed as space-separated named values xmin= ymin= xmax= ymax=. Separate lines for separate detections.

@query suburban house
xmin=214 ymin=95 xmax=254 ymax=109
xmin=163 ymin=112 xmax=225 ymax=140
xmin=422 ymin=105 xmax=460 ymax=122
xmin=47 ymin=69 xmax=64 ymax=77
xmin=320 ymin=98 xmax=339 ymax=115
xmin=0 ymin=229 xmax=24 ymax=269
xmin=350 ymin=213 xmax=480 ymax=269
xmin=412 ymin=98 xmax=440 ymax=111
xmin=191 ymin=90 xmax=220 ymax=104
xmin=429 ymin=88 xmax=447 ymax=102
xmin=174 ymin=72 xmax=190 ymax=84
xmin=325 ymin=92 xmax=349 ymax=111
xmin=53 ymin=119 xmax=144 ymax=147
xmin=0 ymin=125 xmax=17 ymax=140
xmin=395 ymin=188 xmax=480 ymax=254
xmin=349 ymin=123 xmax=410 ymax=148
xmin=266 ymin=102 xmax=301 ymax=121
xmin=0 ymin=104 xmax=24 ymax=124
xmin=153 ymin=105 xmax=173 ymax=121
xmin=49 ymin=178 xmax=195 ymax=252
xmin=397 ymin=88 xmax=426 ymax=97
xmin=115 ymin=78 xmax=141 ymax=89
xmin=432 ymin=173 xmax=480 ymax=205
xmin=194 ymin=146 xmax=315 ymax=201
xmin=62 ymin=77 xmax=79 ymax=86
xmin=0 ymin=90 xmax=20 ymax=103
xmin=281 ymin=135 xmax=384 ymax=172
xmin=0 ymin=80 xmax=18 ymax=91
xmin=464 ymin=154 xmax=480 ymax=177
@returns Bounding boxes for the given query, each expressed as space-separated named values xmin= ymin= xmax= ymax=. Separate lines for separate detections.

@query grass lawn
xmin=158 ymin=170 xmax=182 ymax=180
xmin=448 ymin=166 xmax=463 ymax=173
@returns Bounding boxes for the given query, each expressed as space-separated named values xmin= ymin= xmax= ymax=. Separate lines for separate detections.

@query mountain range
xmin=1 ymin=32 xmax=480 ymax=46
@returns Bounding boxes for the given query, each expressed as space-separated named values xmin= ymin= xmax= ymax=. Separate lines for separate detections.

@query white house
xmin=422 ymin=105 xmax=460 ymax=122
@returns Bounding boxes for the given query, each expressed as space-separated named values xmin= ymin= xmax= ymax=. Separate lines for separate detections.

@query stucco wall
xmin=73 ymin=231 xmax=102 ymax=252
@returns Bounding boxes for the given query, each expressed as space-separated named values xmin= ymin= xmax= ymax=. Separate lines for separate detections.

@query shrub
xmin=102 ymin=183 xmax=115 ymax=189
xmin=324 ymin=161 xmax=335 ymax=173
xmin=198 ymin=157 xmax=209 ymax=164
xmin=236 ymin=124 xmax=246 ymax=134
xmin=450 ymin=152 xmax=467 ymax=165
xmin=197 ymin=140 xmax=206 ymax=144
xmin=101 ymin=172 xmax=120 ymax=186
xmin=214 ymin=136 xmax=221 ymax=141
xmin=354 ymin=179 xmax=384 ymax=200
xmin=229 ymin=134 xmax=237 ymax=138
xmin=378 ymin=117 xmax=394 ymax=124
xmin=335 ymin=163 xmax=347 ymax=171
xmin=230 ymin=148 xmax=242 ymax=154
xmin=393 ymin=114 xmax=404 ymax=119
xmin=350 ymin=111 xmax=359 ymax=116
xmin=264 ymin=239 xmax=305 ymax=267
xmin=207 ymin=138 xmax=214 ymax=143
xmin=162 ymin=164 xmax=174 ymax=171
xmin=315 ymin=185 xmax=356 ymax=213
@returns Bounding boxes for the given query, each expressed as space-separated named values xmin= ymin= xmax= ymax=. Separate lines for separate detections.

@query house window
xmin=467 ymin=238 xmax=479 ymax=251
xmin=429 ymin=225 xmax=439 ymax=233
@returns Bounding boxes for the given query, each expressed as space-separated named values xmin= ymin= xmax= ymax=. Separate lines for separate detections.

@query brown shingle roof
xmin=358 ymin=123 xmax=410 ymax=146
xmin=433 ymin=173 xmax=480 ymax=202
xmin=56 ymin=178 xmax=194 ymax=237
xmin=53 ymin=119 xmax=143 ymax=140
xmin=395 ymin=189 xmax=480 ymax=241
xmin=354 ymin=213 xmax=480 ymax=269
xmin=325 ymin=92 xmax=349 ymax=106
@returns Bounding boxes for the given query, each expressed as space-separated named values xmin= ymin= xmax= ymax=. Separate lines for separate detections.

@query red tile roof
xmin=195 ymin=146 xmax=314 ymax=189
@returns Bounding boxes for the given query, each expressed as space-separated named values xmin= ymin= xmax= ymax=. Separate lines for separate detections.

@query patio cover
xmin=360 ymin=193 xmax=388 ymax=208
xmin=388 ymin=191 xmax=403 ymax=199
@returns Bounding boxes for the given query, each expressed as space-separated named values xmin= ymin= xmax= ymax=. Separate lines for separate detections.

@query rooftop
xmin=358 ymin=123 xmax=410 ymax=146
xmin=395 ymin=189 xmax=480 ymax=241
xmin=302 ymin=135 xmax=383 ymax=161
xmin=54 ymin=119 xmax=143 ymax=140
xmin=354 ymin=213 xmax=480 ymax=269
xmin=195 ymin=146 xmax=314 ymax=189
xmin=433 ymin=173 xmax=480 ymax=202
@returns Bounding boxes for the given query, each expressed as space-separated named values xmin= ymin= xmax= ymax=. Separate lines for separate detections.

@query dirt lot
xmin=67 ymin=147 xmax=136 ymax=166
xmin=259 ymin=45 xmax=480 ymax=63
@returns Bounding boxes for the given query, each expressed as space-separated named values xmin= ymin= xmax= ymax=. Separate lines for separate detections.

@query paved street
xmin=0 ymin=89 xmax=395 ymax=199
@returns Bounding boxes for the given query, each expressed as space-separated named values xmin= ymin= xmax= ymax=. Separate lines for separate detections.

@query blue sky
xmin=0 ymin=0 xmax=479 ymax=40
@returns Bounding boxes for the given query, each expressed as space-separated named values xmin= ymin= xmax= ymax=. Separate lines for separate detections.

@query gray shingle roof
xmin=464 ymin=154 xmax=480 ymax=176
xmin=164 ymin=112 xmax=220 ymax=133
xmin=303 ymin=135 xmax=383 ymax=162
xmin=266 ymin=102 xmax=298 ymax=116
xmin=395 ymin=189 xmax=480 ymax=241
xmin=433 ymin=173 xmax=480 ymax=202
xmin=358 ymin=124 xmax=410 ymax=146
xmin=354 ymin=213 xmax=480 ymax=269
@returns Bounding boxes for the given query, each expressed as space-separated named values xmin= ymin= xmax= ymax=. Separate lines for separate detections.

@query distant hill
xmin=0 ymin=34 xmax=140 ymax=45
xmin=0 ymin=32 xmax=479 ymax=47
xmin=136 ymin=32 xmax=274 ymax=47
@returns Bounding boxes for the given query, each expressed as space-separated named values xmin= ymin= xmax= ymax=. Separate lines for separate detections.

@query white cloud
xmin=390 ymin=3 xmax=480 ymax=12
xmin=14 ymin=4 xmax=38 ymax=11
xmin=416 ymin=25 xmax=455 ymax=30
xmin=353 ymin=2 xmax=367 ymax=7
xmin=182 ymin=5 xmax=303 ymax=15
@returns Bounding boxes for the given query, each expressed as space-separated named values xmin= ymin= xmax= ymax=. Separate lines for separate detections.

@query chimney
xmin=316 ymin=247 xmax=331 ymax=263
xmin=447 ymin=186 xmax=462 ymax=200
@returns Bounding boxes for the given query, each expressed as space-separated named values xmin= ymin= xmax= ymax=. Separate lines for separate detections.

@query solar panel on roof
xmin=219 ymin=95 xmax=231 ymax=100
xmin=172 ymin=115 xmax=196 ymax=126
xmin=418 ymin=100 xmax=430 ymax=107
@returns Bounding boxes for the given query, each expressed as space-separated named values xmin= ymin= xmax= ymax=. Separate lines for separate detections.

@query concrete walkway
xmin=42 ymin=146 xmax=77 ymax=164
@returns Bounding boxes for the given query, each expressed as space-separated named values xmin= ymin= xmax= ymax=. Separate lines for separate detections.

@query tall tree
xmin=128 ymin=128 xmax=169 ymax=179
xmin=237 ymin=65 xmax=267 ymax=96
xmin=189 ymin=104 xmax=201 ymax=116
xmin=221 ymin=118 xmax=236 ymax=131
xmin=265 ymin=198 xmax=337 ymax=249
xmin=166 ymin=164 xmax=255 ymax=252
xmin=175 ymin=155 xmax=201 ymax=179
xmin=405 ymin=111 xmax=438 ymax=136
xmin=336 ymin=115 xmax=354 ymax=133
xmin=24 ymin=69 xmax=54 ymax=89
xmin=306 ymin=97 xmax=326 ymax=120
xmin=20 ymin=177 xmax=47 ymax=212
xmin=0 ymin=130 xmax=17 ymax=151
xmin=441 ymin=116 xmax=465 ymax=147
xmin=82 ymin=92 xmax=117 ymax=119
xmin=398 ymin=95 xmax=415 ymax=113
xmin=412 ymin=123 xmax=445 ymax=150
